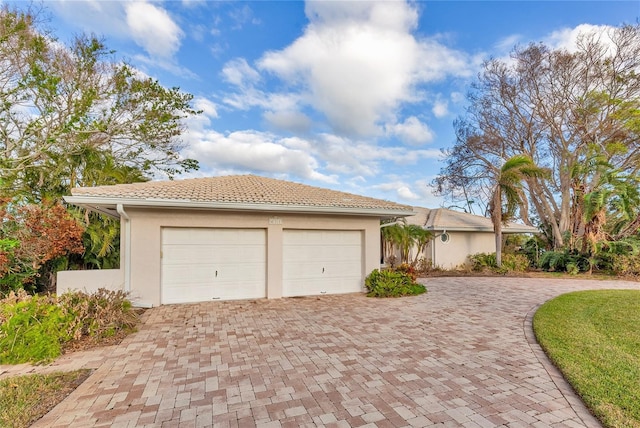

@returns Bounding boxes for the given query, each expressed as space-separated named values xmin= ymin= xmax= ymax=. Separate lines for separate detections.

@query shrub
xmin=539 ymin=250 xmax=589 ymax=273
xmin=395 ymin=263 xmax=417 ymax=282
xmin=0 ymin=293 xmax=73 ymax=364
xmin=365 ymin=269 xmax=426 ymax=298
xmin=469 ymin=252 xmax=529 ymax=274
xmin=58 ymin=289 xmax=138 ymax=340
xmin=469 ymin=253 xmax=497 ymax=271
xmin=500 ymin=254 xmax=530 ymax=273
xmin=0 ymin=289 xmax=138 ymax=364
xmin=610 ymin=254 xmax=640 ymax=277
xmin=415 ymin=257 xmax=438 ymax=274
xmin=520 ymin=236 xmax=546 ymax=268
xmin=0 ymin=201 xmax=84 ymax=294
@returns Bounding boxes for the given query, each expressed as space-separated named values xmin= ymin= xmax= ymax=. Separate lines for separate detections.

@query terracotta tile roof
xmin=407 ymin=207 xmax=539 ymax=233
xmin=70 ymin=175 xmax=413 ymax=212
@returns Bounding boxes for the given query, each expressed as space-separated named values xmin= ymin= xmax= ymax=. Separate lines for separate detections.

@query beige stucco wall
xmin=56 ymin=269 xmax=124 ymax=295
xmin=431 ymin=231 xmax=495 ymax=269
xmin=389 ymin=231 xmax=497 ymax=270
xmin=121 ymin=208 xmax=380 ymax=306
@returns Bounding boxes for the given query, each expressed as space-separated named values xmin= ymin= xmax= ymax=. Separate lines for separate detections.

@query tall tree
xmin=489 ymin=155 xmax=546 ymax=267
xmin=0 ymin=6 xmax=199 ymax=202
xmin=0 ymin=6 xmax=201 ymax=290
xmin=436 ymin=25 xmax=640 ymax=249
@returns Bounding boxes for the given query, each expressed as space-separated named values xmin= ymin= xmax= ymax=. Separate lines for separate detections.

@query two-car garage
xmin=62 ymin=175 xmax=414 ymax=306
xmin=161 ymin=227 xmax=364 ymax=304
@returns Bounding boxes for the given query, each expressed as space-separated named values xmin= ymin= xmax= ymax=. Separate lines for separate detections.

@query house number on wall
xmin=268 ymin=217 xmax=283 ymax=225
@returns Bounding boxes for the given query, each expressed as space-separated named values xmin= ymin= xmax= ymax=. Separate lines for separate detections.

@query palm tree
xmin=489 ymin=155 xmax=546 ymax=267
xmin=409 ymin=225 xmax=433 ymax=266
xmin=381 ymin=223 xmax=433 ymax=266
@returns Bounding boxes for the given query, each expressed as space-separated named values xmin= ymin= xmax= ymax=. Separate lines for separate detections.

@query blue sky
xmin=11 ymin=0 xmax=640 ymax=207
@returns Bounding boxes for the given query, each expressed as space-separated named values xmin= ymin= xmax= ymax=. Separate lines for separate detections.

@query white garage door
xmin=161 ymin=228 xmax=266 ymax=304
xmin=283 ymin=230 xmax=363 ymax=297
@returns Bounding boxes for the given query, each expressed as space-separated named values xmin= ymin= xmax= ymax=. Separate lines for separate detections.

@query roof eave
xmin=425 ymin=226 xmax=539 ymax=233
xmin=63 ymin=195 xmax=415 ymax=218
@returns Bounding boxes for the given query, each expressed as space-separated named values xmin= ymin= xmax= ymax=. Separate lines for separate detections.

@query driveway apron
xmin=30 ymin=277 xmax=639 ymax=427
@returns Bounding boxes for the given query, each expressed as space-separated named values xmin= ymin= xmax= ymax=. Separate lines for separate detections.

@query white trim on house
xmin=64 ymin=196 xmax=415 ymax=219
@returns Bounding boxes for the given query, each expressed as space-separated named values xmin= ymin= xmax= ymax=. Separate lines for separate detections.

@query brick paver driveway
xmin=32 ymin=277 xmax=639 ymax=427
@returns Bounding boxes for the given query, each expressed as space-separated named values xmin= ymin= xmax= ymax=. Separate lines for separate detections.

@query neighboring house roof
xmin=407 ymin=207 xmax=539 ymax=234
xmin=65 ymin=175 xmax=415 ymax=218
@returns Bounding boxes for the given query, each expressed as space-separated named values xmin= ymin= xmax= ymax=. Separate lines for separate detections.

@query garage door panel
xmin=163 ymin=228 xmax=217 ymax=245
xmin=162 ymin=246 xmax=216 ymax=264
xmin=161 ymin=228 xmax=266 ymax=304
xmin=214 ymin=245 xmax=264 ymax=264
xmin=163 ymin=285 xmax=217 ymax=304
xmin=283 ymin=230 xmax=363 ymax=297
xmin=213 ymin=263 xmax=265 ymax=281
xmin=161 ymin=265 xmax=216 ymax=283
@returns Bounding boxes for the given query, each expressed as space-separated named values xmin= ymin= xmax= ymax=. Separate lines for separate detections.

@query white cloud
xmin=50 ymin=1 xmax=188 ymax=75
xmin=229 ymin=4 xmax=261 ymax=29
xmin=256 ymin=1 xmax=472 ymax=137
xmin=495 ymin=34 xmax=522 ymax=53
xmin=432 ymin=98 xmax=449 ymax=118
xmin=182 ymin=0 xmax=206 ymax=8
xmin=373 ymin=177 xmax=444 ymax=205
xmin=132 ymin=54 xmax=198 ymax=80
xmin=398 ymin=186 xmax=420 ymax=200
xmin=194 ymin=97 xmax=218 ymax=119
xmin=264 ymin=110 xmax=312 ymax=133
xmin=373 ymin=181 xmax=420 ymax=201
xmin=182 ymin=130 xmax=336 ymax=183
xmin=221 ymin=58 xmax=261 ymax=87
xmin=222 ymin=88 xmax=302 ymax=113
xmin=125 ymin=2 xmax=184 ymax=58
xmin=450 ymin=91 xmax=465 ymax=104
xmin=309 ymin=133 xmax=443 ymax=180
xmin=412 ymin=178 xmax=445 ymax=207
xmin=50 ymin=1 xmax=129 ymax=36
xmin=544 ymin=24 xmax=614 ymax=53
xmin=185 ymin=97 xmax=219 ymax=130
xmin=387 ymin=116 xmax=435 ymax=146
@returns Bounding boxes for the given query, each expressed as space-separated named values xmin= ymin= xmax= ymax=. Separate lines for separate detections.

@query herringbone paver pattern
xmin=19 ymin=277 xmax=640 ymax=427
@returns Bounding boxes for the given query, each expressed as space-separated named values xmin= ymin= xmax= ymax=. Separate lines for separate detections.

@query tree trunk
xmin=495 ymin=221 xmax=503 ymax=268
xmin=529 ymin=181 xmax=565 ymax=247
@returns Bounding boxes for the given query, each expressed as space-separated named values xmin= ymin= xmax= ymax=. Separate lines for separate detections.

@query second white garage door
xmin=161 ymin=228 xmax=266 ymax=304
xmin=283 ymin=230 xmax=363 ymax=297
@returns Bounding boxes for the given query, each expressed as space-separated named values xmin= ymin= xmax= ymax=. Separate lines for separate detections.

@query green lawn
xmin=0 ymin=370 xmax=91 ymax=428
xmin=533 ymin=290 xmax=640 ymax=428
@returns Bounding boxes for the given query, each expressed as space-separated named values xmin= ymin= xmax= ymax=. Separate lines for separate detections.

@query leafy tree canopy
xmin=436 ymin=24 xmax=640 ymax=253
xmin=0 ymin=6 xmax=201 ymax=291
xmin=0 ymin=5 xmax=200 ymax=202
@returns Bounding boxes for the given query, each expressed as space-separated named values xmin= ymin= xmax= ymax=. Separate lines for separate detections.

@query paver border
xmin=523 ymin=302 xmax=602 ymax=427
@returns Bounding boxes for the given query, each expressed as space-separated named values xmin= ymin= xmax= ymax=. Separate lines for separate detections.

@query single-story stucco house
xmin=385 ymin=207 xmax=539 ymax=269
xmin=59 ymin=175 xmax=414 ymax=306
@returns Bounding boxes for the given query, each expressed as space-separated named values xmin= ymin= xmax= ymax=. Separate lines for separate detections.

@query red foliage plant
xmin=0 ymin=199 xmax=85 ymax=283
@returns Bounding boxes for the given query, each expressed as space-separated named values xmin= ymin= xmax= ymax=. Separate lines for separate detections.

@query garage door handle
xmin=215 ymin=270 xmax=218 ymax=277
xmin=322 ymin=267 xmax=325 ymax=273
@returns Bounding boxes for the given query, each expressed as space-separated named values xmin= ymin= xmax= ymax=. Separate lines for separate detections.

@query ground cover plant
xmin=0 ymin=370 xmax=91 ymax=428
xmin=0 ymin=289 xmax=138 ymax=364
xmin=365 ymin=267 xmax=426 ymax=297
xmin=533 ymin=290 xmax=640 ymax=428
xmin=469 ymin=252 xmax=529 ymax=274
